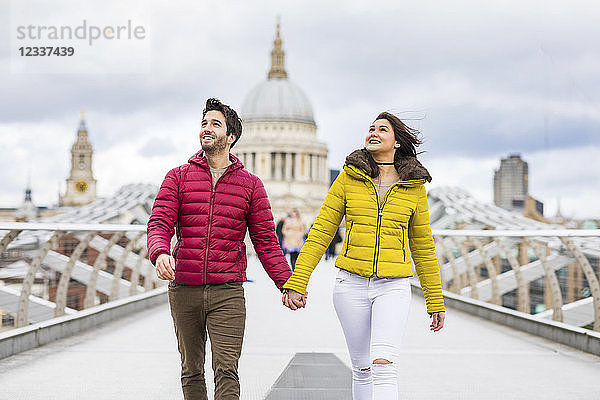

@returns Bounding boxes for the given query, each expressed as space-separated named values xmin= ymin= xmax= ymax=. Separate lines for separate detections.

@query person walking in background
xmin=325 ymin=227 xmax=342 ymax=260
xmin=282 ymin=111 xmax=445 ymax=400
xmin=282 ymin=208 xmax=306 ymax=270
xmin=147 ymin=98 xmax=294 ymax=400
xmin=275 ymin=215 xmax=287 ymax=251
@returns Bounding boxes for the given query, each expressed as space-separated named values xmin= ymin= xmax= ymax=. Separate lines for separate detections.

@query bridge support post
xmin=527 ymin=239 xmax=564 ymax=323
xmin=560 ymin=237 xmax=600 ymax=331
xmin=497 ymin=239 xmax=530 ymax=313
xmin=55 ymin=232 xmax=96 ymax=317
xmin=110 ymin=232 xmax=144 ymax=301
xmin=129 ymin=247 xmax=148 ymax=296
xmin=17 ymin=231 xmax=65 ymax=327
xmin=472 ymin=238 xmax=501 ymax=305
xmin=84 ymin=232 xmax=125 ymax=309
xmin=453 ymin=238 xmax=480 ymax=300
xmin=437 ymin=237 xmax=462 ymax=293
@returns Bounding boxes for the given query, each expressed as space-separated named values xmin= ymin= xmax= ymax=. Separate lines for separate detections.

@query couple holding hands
xmin=148 ymin=98 xmax=445 ymax=400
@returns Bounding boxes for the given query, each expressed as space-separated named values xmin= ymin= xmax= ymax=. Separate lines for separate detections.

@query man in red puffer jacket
xmin=147 ymin=98 xmax=300 ymax=400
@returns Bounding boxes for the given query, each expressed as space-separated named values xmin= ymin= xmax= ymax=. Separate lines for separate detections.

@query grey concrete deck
xmin=1 ymin=257 xmax=599 ymax=399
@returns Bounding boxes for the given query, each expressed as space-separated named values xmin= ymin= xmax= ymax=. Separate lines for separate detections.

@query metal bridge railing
xmin=432 ymin=229 xmax=600 ymax=331
xmin=0 ymin=222 xmax=162 ymax=331
xmin=2 ymin=223 xmax=598 ymax=335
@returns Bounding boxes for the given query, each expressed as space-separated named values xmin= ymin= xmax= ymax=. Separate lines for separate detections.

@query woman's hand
xmin=430 ymin=312 xmax=445 ymax=332
xmin=282 ymin=289 xmax=307 ymax=310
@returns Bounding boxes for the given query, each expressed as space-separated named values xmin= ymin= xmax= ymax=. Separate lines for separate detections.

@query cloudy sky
xmin=1 ymin=0 xmax=599 ymax=218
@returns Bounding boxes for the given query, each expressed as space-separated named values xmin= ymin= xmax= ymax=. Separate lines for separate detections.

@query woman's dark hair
xmin=202 ymin=98 xmax=243 ymax=148
xmin=363 ymin=111 xmax=423 ymax=178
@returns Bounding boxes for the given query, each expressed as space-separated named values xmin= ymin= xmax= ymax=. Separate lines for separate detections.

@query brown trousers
xmin=168 ymin=281 xmax=246 ymax=400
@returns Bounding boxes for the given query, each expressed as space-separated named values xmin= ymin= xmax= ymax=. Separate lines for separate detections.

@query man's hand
xmin=430 ymin=311 xmax=445 ymax=332
xmin=282 ymin=289 xmax=307 ymax=310
xmin=156 ymin=253 xmax=175 ymax=281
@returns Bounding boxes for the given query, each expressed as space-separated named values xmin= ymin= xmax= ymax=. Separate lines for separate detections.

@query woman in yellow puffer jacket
xmin=282 ymin=111 xmax=445 ymax=400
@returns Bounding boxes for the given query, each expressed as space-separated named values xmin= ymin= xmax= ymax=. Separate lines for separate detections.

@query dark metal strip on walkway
xmin=264 ymin=352 xmax=352 ymax=400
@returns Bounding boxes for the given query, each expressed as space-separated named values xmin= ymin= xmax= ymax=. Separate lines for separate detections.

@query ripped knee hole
xmin=372 ymin=358 xmax=392 ymax=364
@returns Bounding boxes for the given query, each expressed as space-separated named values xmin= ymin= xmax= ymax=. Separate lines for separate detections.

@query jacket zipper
xmin=236 ymin=243 xmax=242 ymax=277
xmin=366 ymin=179 xmax=400 ymax=276
xmin=204 ymin=164 xmax=234 ymax=284
xmin=344 ymin=221 xmax=354 ymax=257
xmin=365 ymin=180 xmax=381 ymax=276
xmin=204 ymin=189 xmax=215 ymax=284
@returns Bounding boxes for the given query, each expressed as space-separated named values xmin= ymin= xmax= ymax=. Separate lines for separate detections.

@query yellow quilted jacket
xmin=283 ymin=150 xmax=445 ymax=314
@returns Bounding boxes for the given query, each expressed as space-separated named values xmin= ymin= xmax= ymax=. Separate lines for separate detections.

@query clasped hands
xmin=158 ymin=253 xmax=308 ymax=311
xmin=282 ymin=289 xmax=307 ymax=310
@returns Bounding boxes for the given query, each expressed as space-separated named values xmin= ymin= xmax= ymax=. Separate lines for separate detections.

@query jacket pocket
xmin=335 ymin=269 xmax=349 ymax=284
xmin=174 ymin=222 xmax=182 ymax=259
xmin=174 ymin=231 xmax=184 ymax=258
xmin=173 ymin=241 xmax=180 ymax=259
xmin=236 ymin=242 xmax=244 ymax=277
xmin=401 ymin=226 xmax=406 ymax=263
xmin=344 ymin=221 xmax=354 ymax=257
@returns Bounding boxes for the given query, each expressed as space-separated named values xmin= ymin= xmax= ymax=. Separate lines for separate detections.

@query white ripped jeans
xmin=333 ymin=268 xmax=412 ymax=400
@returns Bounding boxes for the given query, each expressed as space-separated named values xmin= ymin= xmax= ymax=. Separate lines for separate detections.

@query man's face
xmin=200 ymin=110 xmax=235 ymax=154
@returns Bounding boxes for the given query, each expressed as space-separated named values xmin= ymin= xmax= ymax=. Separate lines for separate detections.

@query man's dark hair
xmin=202 ymin=98 xmax=243 ymax=148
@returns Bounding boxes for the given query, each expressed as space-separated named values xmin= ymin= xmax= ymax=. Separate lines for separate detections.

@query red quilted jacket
xmin=147 ymin=151 xmax=291 ymax=289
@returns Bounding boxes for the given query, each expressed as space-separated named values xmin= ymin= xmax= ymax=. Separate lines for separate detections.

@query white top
xmin=210 ymin=166 xmax=229 ymax=189
xmin=375 ymin=179 xmax=399 ymax=203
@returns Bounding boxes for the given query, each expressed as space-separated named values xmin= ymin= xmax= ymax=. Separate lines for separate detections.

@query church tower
xmin=60 ymin=109 xmax=97 ymax=206
xmin=15 ymin=176 xmax=38 ymax=222
xmin=235 ymin=22 xmax=329 ymax=222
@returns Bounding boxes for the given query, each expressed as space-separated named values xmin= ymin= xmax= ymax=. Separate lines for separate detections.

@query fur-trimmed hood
xmin=344 ymin=148 xmax=432 ymax=182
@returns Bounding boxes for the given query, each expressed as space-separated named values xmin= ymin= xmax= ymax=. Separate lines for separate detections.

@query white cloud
xmin=426 ymin=146 xmax=600 ymax=219
xmin=527 ymin=146 xmax=600 ymax=218
xmin=1 ymin=0 xmax=600 ymax=221
xmin=0 ymin=120 xmax=73 ymax=207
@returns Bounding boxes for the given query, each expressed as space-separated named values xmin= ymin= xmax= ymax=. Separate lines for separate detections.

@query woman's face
xmin=364 ymin=119 xmax=397 ymax=156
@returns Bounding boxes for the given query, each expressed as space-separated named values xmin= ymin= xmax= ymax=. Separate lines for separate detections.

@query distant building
xmin=14 ymin=186 xmax=37 ymax=222
xmin=494 ymin=154 xmax=529 ymax=211
xmin=0 ymin=184 xmax=39 ymax=222
xmin=234 ymin=23 xmax=329 ymax=221
xmin=545 ymin=198 xmax=568 ymax=225
xmin=0 ymin=185 xmax=63 ymax=222
xmin=59 ymin=109 xmax=97 ymax=206
xmin=523 ymin=195 xmax=545 ymax=222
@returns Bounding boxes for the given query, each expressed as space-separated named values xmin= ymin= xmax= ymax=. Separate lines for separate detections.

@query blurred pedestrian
xmin=325 ymin=228 xmax=342 ymax=260
xmin=282 ymin=208 xmax=306 ymax=270
xmin=275 ymin=215 xmax=287 ymax=250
